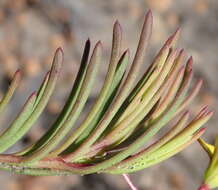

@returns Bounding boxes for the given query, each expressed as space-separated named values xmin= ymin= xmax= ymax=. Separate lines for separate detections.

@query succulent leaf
xmin=0 ymin=10 xmax=212 ymax=179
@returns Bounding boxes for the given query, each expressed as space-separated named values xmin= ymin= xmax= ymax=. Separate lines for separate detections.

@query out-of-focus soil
xmin=0 ymin=0 xmax=217 ymax=189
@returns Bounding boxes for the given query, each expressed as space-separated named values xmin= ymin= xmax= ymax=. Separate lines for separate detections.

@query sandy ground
xmin=0 ymin=0 xmax=217 ymax=189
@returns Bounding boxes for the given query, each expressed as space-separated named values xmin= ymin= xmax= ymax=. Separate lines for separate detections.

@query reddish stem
xmin=122 ymin=174 xmax=138 ymax=190
xmin=198 ymin=184 xmax=210 ymax=190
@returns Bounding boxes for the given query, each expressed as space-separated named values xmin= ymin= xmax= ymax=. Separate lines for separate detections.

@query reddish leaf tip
xmin=146 ymin=9 xmax=153 ymax=18
xmin=56 ymin=47 xmax=64 ymax=55
xmin=172 ymin=27 xmax=181 ymax=40
xmin=14 ymin=69 xmax=21 ymax=79
xmin=114 ymin=20 xmax=122 ymax=34
xmin=143 ymin=9 xmax=153 ymax=29
xmin=178 ymin=48 xmax=186 ymax=57
xmin=175 ymin=27 xmax=181 ymax=34
xmin=30 ymin=91 xmax=37 ymax=97
xmin=179 ymin=48 xmax=185 ymax=53
xmin=206 ymin=110 xmax=214 ymax=117
xmin=54 ymin=47 xmax=64 ymax=65
xmin=199 ymin=127 xmax=206 ymax=133
xmin=125 ymin=48 xmax=130 ymax=56
xmin=186 ymin=57 xmax=193 ymax=72
xmin=96 ymin=40 xmax=103 ymax=47
xmin=183 ymin=110 xmax=190 ymax=116
xmin=86 ymin=38 xmax=91 ymax=43
xmin=114 ymin=19 xmax=121 ymax=26
xmin=165 ymin=28 xmax=181 ymax=47
xmin=14 ymin=69 xmax=21 ymax=75
xmin=197 ymin=79 xmax=203 ymax=86
xmin=11 ymin=69 xmax=22 ymax=84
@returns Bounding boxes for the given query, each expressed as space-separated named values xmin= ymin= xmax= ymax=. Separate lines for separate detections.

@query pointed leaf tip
xmin=125 ymin=48 xmax=130 ymax=57
xmin=144 ymin=9 xmax=153 ymax=26
xmin=183 ymin=110 xmax=190 ymax=117
xmin=178 ymin=48 xmax=186 ymax=58
xmin=192 ymin=127 xmax=206 ymax=138
xmin=114 ymin=20 xmax=122 ymax=36
xmin=56 ymin=47 xmax=64 ymax=55
xmin=14 ymin=69 xmax=21 ymax=75
xmin=54 ymin=47 xmax=64 ymax=65
xmin=206 ymin=110 xmax=214 ymax=118
xmin=175 ymin=27 xmax=181 ymax=35
xmin=197 ymin=79 xmax=203 ymax=87
xmin=86 ymin=38 xmax=91 ymax=45
xmin=14 ymin=69 xmax=21 ymax=80
xmin=165 ymin=28 xmax=181 ymax=48
xmin=179 ymin=48 xmax=185 ymax=54
xmin=46 ymin=48 xmax=63 ymax=70
xmin=96 ymin=40 xmax=102 ymax=47
xmin=172 ymin=27 xmax=181 ymax=40
xmin=199 ymin=127 xmax=206 ymax=133
xmin=30 ymin=91 xmax=37 ymax=98
xmin=114 ymin=19 xmax=119 ymax=24
xmin=188 ymin=56 xmax=193 ymax=63
xmin=114 ymin=20 xmax=121 ymax=28
xmin=186 ymin=57 xmax=193 ymax=72
xmin=57 ymin=46 xmax=63 ymax=51
xmin=94 ymin=41 xmax=103 ymax=54
xmin=146 ymin=9 xmax=153 ymax=20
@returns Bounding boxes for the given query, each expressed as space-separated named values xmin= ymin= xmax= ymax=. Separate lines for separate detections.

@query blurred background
xmin=0 ymin=0 xmax=217 ymax=189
